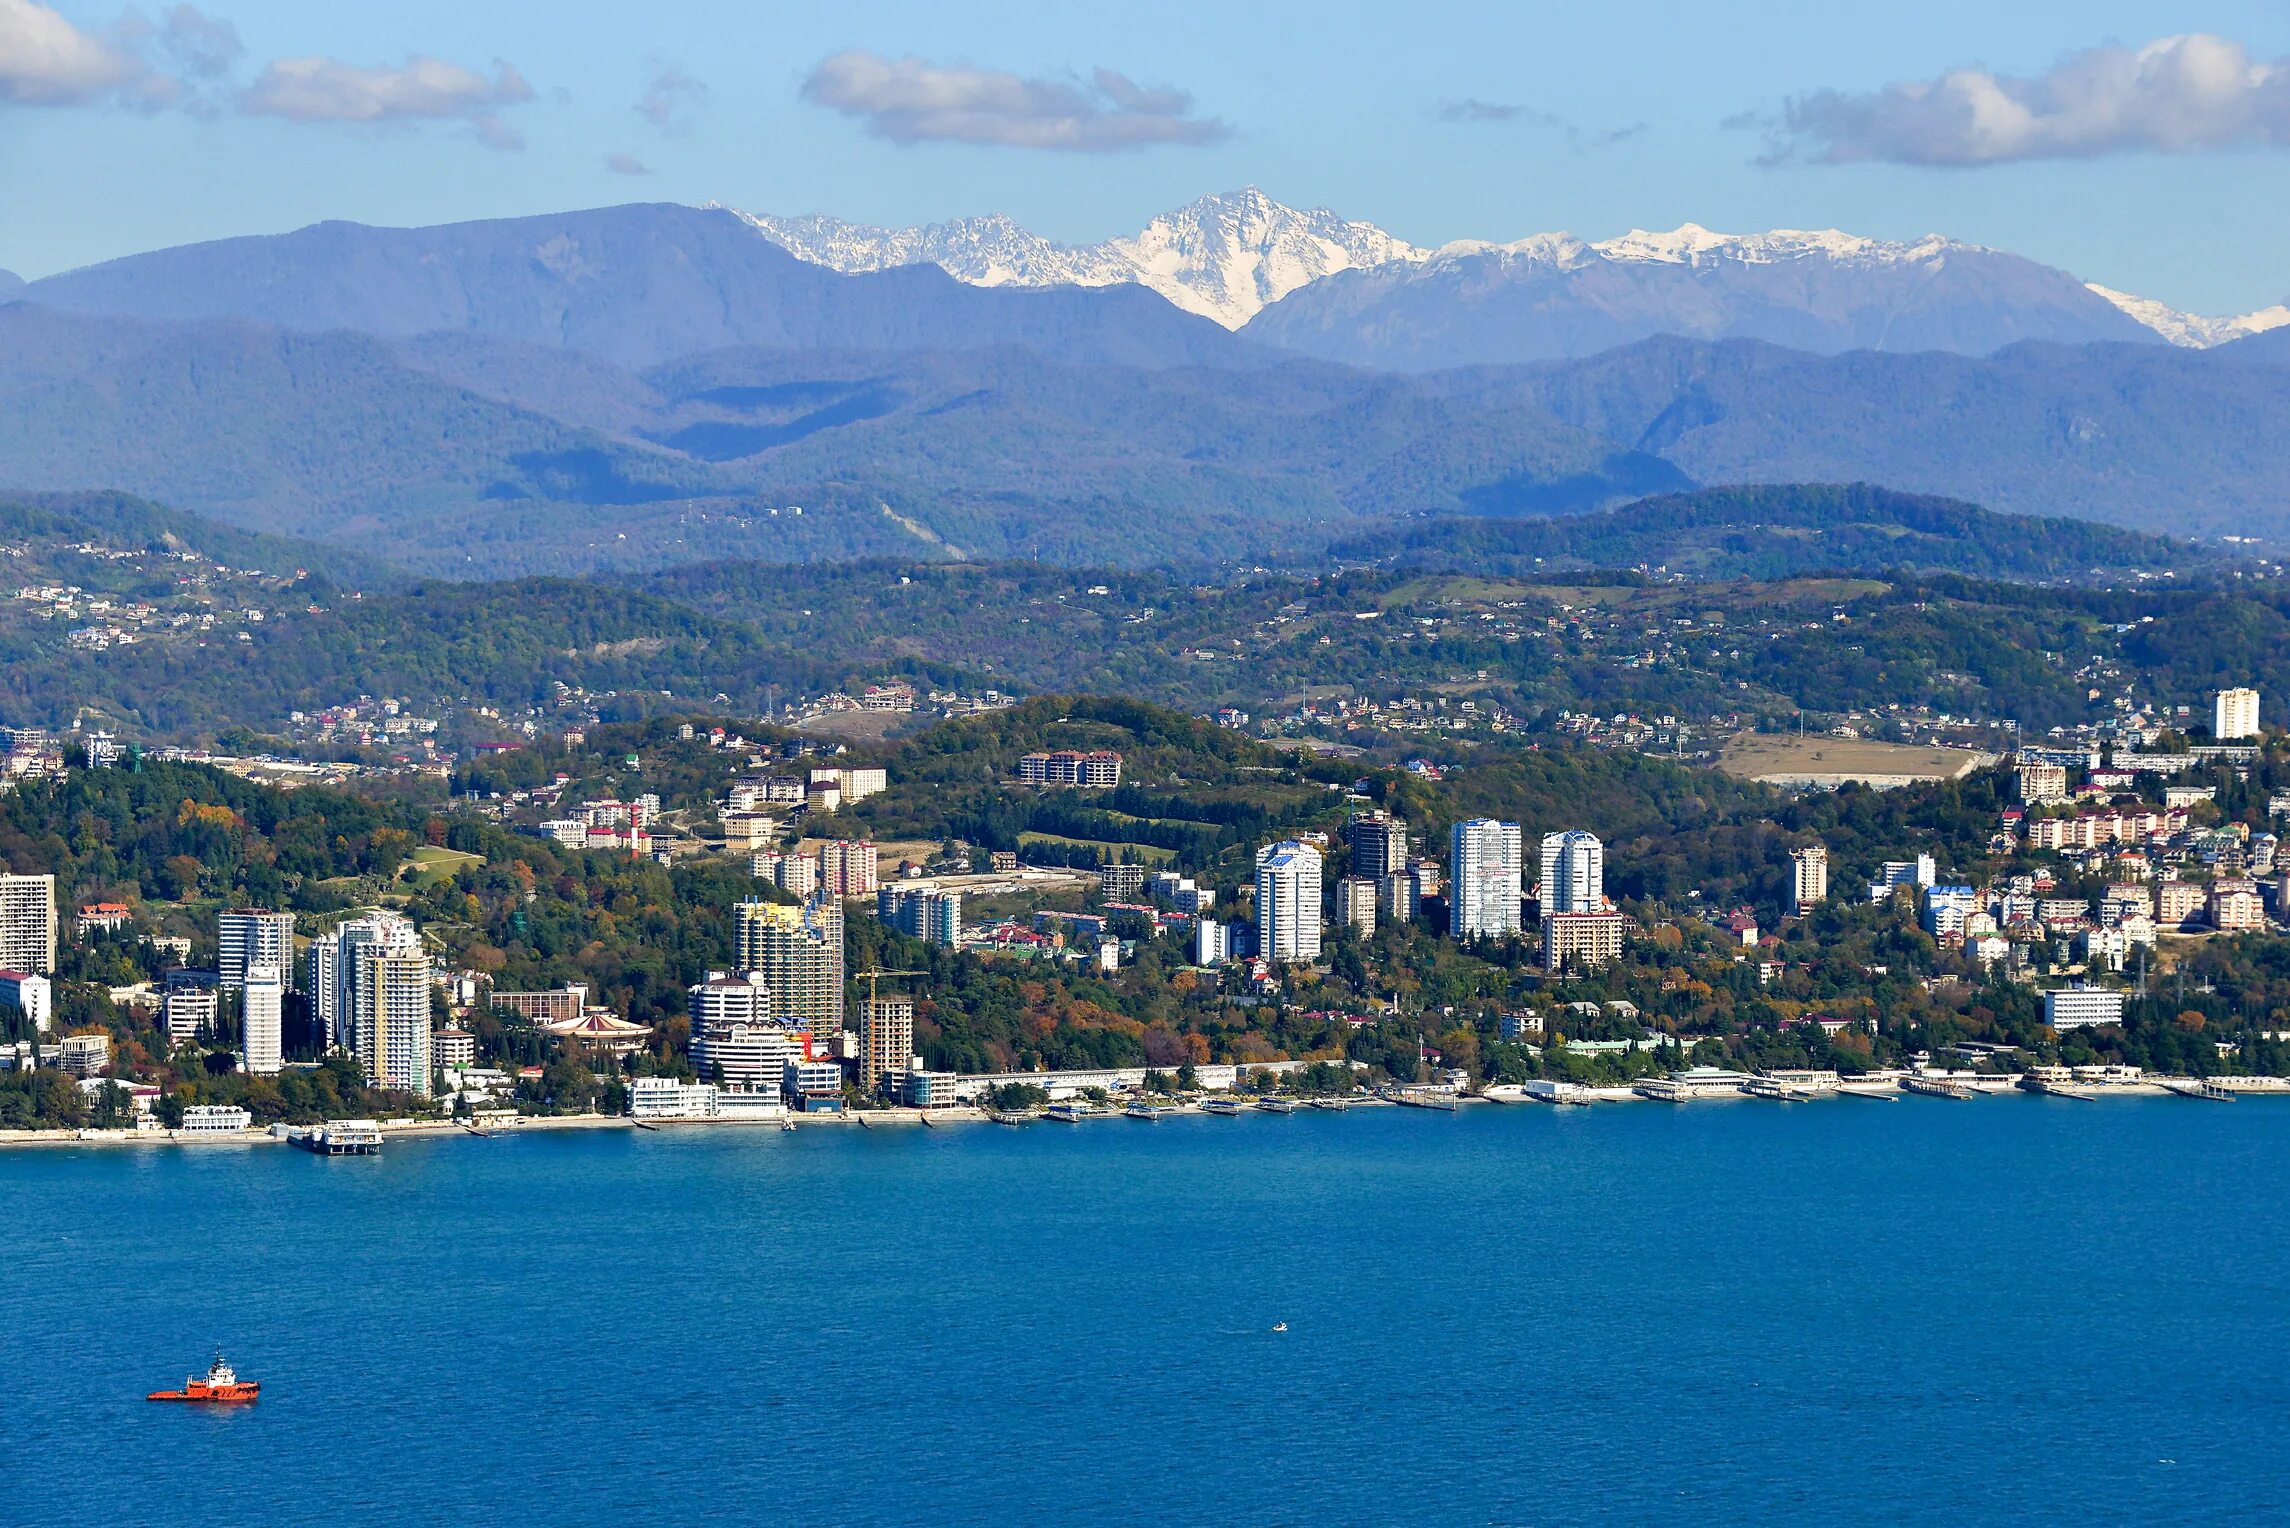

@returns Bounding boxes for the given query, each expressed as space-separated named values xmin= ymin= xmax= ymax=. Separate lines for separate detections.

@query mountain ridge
xmin=17 ymin=203 xmax=1250 ymax=372
xmin=734 ymin=190 xmax=2287 ymax=348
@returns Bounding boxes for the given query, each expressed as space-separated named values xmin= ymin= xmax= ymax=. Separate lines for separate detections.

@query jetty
xmin=288 ymin=1120 xmax=382 ymax=1156
xmin=1900 ymin=1075 xmax=1975 ymax=1100
xmin=1387 ymin=1085 xmax=1460 ymax=1111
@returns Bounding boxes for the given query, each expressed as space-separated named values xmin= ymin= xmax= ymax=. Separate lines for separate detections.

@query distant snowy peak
xmin=734 ymin=188 xmax=1424 ymax=328
xmin=732 ymin=192 xmax=2268 ymax=349
xmin=1103 ymin=188 xmax=1427 ymax=328
xmin=2086 ymin=284 xmax=2290 ymax=349
xmin=1425 ymin=224 xmax=1974 ymax=273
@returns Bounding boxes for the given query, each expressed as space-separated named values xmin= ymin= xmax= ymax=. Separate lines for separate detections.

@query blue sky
xmin=4 ymin=0 xmax=2288 ymax=313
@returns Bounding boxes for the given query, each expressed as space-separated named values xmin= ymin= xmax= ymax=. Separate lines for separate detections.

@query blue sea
xmin=8 ymin=1097 xmax=2288 ymax=1527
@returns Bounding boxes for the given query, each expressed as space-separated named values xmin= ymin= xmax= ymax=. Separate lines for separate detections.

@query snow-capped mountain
xmin=736 ymin=192 xmax=2276 ymax=358
xmin=734 ymin=188 xmax=1423 ymax=329
xmin=1248 ymin=221 xmax=2179 ymax=369
xmin=2085 ymin=284 xmax=2290 ymax=348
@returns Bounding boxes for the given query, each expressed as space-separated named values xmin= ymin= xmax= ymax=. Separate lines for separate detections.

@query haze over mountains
xmin=2 ymin=195 xmax=2287 ymax=576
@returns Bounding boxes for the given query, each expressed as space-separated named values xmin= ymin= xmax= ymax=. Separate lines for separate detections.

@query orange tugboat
xmin=147 ymin=1351 xmax=260 ymax=1404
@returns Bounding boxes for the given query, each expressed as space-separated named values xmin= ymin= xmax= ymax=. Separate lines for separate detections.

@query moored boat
xmin=1201 ymin=1098 xmax=1243 ymax=1116
xmin=1255 ymin=1096 xmax=1298 ymax=1114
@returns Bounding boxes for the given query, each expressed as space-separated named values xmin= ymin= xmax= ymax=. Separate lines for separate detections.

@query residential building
xmin=860 ymin=996 xmax=916 ymax=1095
xmin=1254 ymin=840 xmax=1324 ymax=962
xmin=1017 ymin=750 xmax=1123 ymax=787
xmin=688 ymin=972 xmax=771 ymax=1030
xmin=1922 ymin=885 xmax=1980 ymax=939
xmin=1451 ymin=819 xmax=1524 ymax=939
xmin=1539 ymin=830 xmax=1604 ymax=916
xmin=487 ymin=985 xmax=589 ymax=1024
xmin=73 ymin=900 xmax=131 ymax=939
xmin=0 ymin=874 xmax=57 ymax=974
xmin=688 ymin=986 xmax=804 ymax=1094
xmin=811 ymin=766 xmax=887 ymax=803
xmin=1345 ymin=811 xmax=1410 ymax=884
xmin=1383 ymin=870 xmax=1420 ymax=925
xmin=2015 ymin=762 xmax=2070 ymax=805
xmin=163 ymin=979 xmax=218 ymax=1048
xmin=56 ymin=1031 xmax=110 ymax=1076
xmin=353 ymin=946 xmax=433 ymax=1097
xmin=1195 ymin=918 xmax=1231 ymax=965
xmin=901 ymin=1070 xmax=961 ymax=1109
xmin=2044 ymin=987 xmax=2126 ymax=1031
xmin=433 ymin=1025 xmax=476 ymax=1068
xmin=217 ymin=909 xmax=295 ymax=991
xmin=240 ymin=963 xmax=284 ymax=1075
xmin=0 ymin=971 xmax=52 ymax=1033
xmin=2211 ymin=881 xmax=2266 ymax=932
xmin=878 ymin=886 xmax=962 ymax=947
xmin=1146 ymin=871 xmax=1215 ymax=914
xmin=308 ymin=911 xmax=423 ymax=1051
xmin=81 ymin=730 xmax=122 ymax=769
xmin=1334 ymin=877 xmax=1377 ymax=938
xmin=2157 ymin=880 xmax=2209 ymax=930
xmin=631 ymin=1077 xmax=721 ymax=1120
xmin=1869 ymin=856 xmax=1938 ymax=903
xmin=737 ymin=892 xmax=844 ymax=1038
xmin=1542 ymin=912 xmax=1633 ymax=972
xmin=1097 ymin=863 xmax=1149 ymax=900
xmin=1791 ymin=845 xmax=1829 ymax=913
xmin=817 ymin=839 xmax=880 ymax=897
xmin=720 ymin=810 xmax=780 ymax=852
xmin=2215 ymin=687 xmax=2261 ymax=741
xmin=753 ymin=851 xmax=820 ymax=897
xmin=786 ymin=1059 xmax=845 ymax=1108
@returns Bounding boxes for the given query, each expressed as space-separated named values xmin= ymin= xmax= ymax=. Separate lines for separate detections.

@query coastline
xmin=5 ymin=1075 xmax=2286 ymax=1150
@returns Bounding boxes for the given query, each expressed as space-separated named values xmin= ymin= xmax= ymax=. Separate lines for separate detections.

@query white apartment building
xmin=163 ymin=984 xmax=218 ymax=1046
xmin=240 ymin=962 xmax=284 ymax=1075
xmin=0 ymin=874 xmax=57 ymax=975
xmin=217 ymin=908 xmax=295 ymax=991
xmin=1450 ymin=819 xmax=1523 ymax=939
xmin=1255 ymin=840 xmax=1323 ymax=962
xmin=1334 ymin=876 xmax=1377 ymax=937
xmin=1539 ymin=831 xmax=1604 ymax=916
xmin=2215 ymin=687 xmax=2261 ymax=741
xmin=1791 ymin=845 xmax=1829 ymax=912
xmin=0 ymin=970 xmax=52 ymax=1032
xmin=2044 ymin=987 xmax=2126 ymax=1031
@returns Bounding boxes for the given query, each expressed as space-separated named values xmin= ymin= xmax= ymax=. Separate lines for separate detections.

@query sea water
xmin=6 ymin=1097 xmax=2287 ymax=1526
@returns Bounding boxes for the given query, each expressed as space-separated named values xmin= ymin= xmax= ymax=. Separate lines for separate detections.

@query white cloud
xmin=800 ymin=49 xmax=1228 ymax=151
xmin=155 ymin=4 xmax=241 ymax=78
xmin=603 ymin=150 xmax=649 ymax=175
xmin=0 ymin=0 xmax=175 ymax=106
xmin=240 ymin=54 xmax=535 ymax=148
xmin=636 ymin=63 xmax=703 ymax=134
xmin=1767 ymin=33 xmax=2290 ymax=165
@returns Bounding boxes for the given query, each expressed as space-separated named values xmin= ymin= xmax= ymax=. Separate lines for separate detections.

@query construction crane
xmin=851 ymin=967 xmax=927 ymax=1007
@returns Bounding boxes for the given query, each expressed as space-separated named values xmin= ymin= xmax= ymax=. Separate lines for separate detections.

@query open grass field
xmin=1016 ymin=831 xmax=1178 ymax=865
xmin=404 ymin=846 xmax=485 ymax=886
xmin=1717 ymin=732 xmax=1997 ymax=786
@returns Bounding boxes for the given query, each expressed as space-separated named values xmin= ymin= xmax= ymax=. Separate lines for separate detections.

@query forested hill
xmin=1329 ymin=484 xmax=2206 ymax=581
xmin=0 ymin=491 xmax=397 ymax=589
